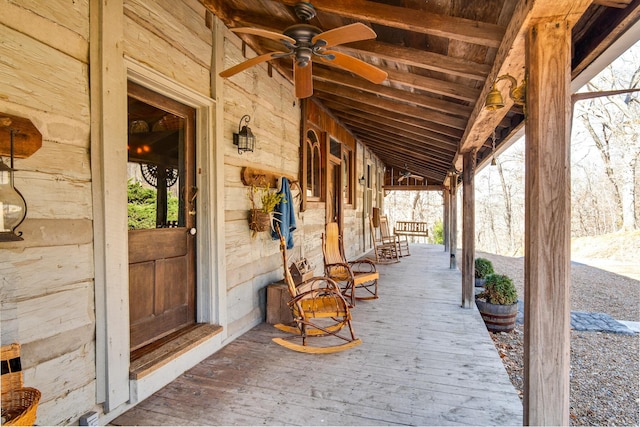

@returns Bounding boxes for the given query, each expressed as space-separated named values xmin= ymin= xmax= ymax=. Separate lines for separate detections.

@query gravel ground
xmin=477 ymin=252 xmax=639 ymax=426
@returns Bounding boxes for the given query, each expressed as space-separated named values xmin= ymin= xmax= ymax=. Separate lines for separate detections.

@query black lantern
xmin=233 ymin=114 xmax=255 ymax=154
xmin=0 ymin=130 xmax=27 ymax=241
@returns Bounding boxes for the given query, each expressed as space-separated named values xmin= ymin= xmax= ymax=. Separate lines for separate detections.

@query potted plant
xmin=474 ymin=257 xmax=495 ymax=287
xmin=475 ymin=273 xmax=518 ymax=333
xmin=248 ymin=183 xmax=284 ymax=232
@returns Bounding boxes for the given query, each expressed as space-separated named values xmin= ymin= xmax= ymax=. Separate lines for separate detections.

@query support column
xmin=443 ymin=189 xmax=450 ymax=252
xmin=524 ymin=20 xmax=572 ymax=426
xmin=461 ymin=150 xmax=476 ymax=308
xmin=449 ymin=175 xmax=458 ymax=269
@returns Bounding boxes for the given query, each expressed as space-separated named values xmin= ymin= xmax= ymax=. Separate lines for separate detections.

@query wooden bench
xmin=394 ymin=221 xmax=429 ymax=243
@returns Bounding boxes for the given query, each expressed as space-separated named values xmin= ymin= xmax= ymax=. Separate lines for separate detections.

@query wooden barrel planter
xmin=475 ymin=299 xmax=518 ymax=332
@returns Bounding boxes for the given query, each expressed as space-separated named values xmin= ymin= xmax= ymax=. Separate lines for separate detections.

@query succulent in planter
xmin=477 ymin=274 xmax=517 ymax=305
xmin=474 ymin=257 xmax=494 ymax=287
xmin=476 ymin=273 xmax=518 ymax=332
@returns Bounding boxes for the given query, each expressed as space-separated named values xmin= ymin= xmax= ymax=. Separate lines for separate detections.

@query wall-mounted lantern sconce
xmin=484 ymin=74 xmax=526 ymax=111
xmin=358 ymin=176 xmax=366 ymax=185
xmin=0 ymin=129 xmax=27 ymax=241
xmin=233 ymin=114 xmax=255 ymax=155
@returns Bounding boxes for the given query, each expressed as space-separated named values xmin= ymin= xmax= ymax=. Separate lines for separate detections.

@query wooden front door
xmin=127 ymin=82 xmax=197 ymax=351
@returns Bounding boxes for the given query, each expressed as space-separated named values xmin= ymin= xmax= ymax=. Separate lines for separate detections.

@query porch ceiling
xmin=202 ymin=0 xmax=640 ymax=187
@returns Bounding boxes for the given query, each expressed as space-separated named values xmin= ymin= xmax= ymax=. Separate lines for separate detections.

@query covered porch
xmin=112 ymin=244 xmax=522 ymax=426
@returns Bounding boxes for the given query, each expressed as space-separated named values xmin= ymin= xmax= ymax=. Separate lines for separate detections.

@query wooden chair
xmin=380 ymin=215 xmax=410 ymax=257
xmin=369 ymin=216 xmax=400 ymax=264
xmin=322 ymin=222 xmax=379 ymax=307
xmin=272 ymin=225 xmax=362 ymax=353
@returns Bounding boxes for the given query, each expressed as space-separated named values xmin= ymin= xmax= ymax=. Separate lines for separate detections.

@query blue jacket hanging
xmin=271 ymin=177 xmax=296 ymax=249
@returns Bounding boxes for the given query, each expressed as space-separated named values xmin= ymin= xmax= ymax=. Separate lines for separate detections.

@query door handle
xmin=188 ymin=228 xmax=197 ymax=235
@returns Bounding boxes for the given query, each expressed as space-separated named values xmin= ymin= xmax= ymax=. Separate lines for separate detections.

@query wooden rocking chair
xmin=272 ymin=225 xmax=362 ymax=353
xmin=369 ymin=216 xmax=400 ymax=264
xmin=380 ymin=215 xmax=410 ymax=257
xmin=322 ymin=222 xmax=379 ymax=307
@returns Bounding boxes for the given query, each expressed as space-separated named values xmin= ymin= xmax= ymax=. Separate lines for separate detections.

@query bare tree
xmin=575 ymin=47 xmax=639 ymax=231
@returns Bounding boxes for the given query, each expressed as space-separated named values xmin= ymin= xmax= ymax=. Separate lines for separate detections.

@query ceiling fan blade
xmin=397 ymin=176 xmax=406 ymax=182
xmin=219 ymin=51 xmax=288 ymax=78
xmin=312 ymin=23 xmax=376 ymax=48
xmin=294 ymin=61 xmax=313 ymax=98
xmin=231 ymin=27 xmax=296 ymax=45
xmin=321 ymin=50 xmax=387 ymax=84
xmin=410 ymin=175 xmax=424 ymax=181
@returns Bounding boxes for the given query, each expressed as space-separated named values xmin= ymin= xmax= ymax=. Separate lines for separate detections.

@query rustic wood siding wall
xmin=221 ymin=30 xmax=303 ymax=337
xmin=0 ymin=0 xmax=96 ymax=425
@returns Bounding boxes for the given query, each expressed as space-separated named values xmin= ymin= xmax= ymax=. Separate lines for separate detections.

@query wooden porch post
xmin=449 ymin=175 xmax=457 ymax=269
xmin=461 ymin=150 xmax=475 ymax=308
xmin=443 ymin=189 xmax=450 ymax=252
xmin=524 ymin=19 xmax=572 ymax=426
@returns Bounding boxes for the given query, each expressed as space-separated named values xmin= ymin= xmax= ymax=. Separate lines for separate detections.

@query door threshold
xmin=130 ymin=324 xmax=223 ymax=380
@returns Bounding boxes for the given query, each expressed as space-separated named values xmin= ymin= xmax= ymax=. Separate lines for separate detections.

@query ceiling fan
xmin=398 ymin=166 xmax=424 ymax=183
xmin=219 ymin=2 xmax=388 ymax=98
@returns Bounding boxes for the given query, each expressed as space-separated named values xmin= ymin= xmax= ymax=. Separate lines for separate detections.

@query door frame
xmin=92 ymin=56 xmax=225 ymax=411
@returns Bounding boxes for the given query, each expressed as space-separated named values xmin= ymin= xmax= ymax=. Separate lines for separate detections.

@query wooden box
xmin=266 ymin=282 xmax=293 ymax=325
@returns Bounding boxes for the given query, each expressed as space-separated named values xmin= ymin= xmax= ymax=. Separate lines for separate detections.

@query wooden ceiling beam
xmin=311 ymin=66 xmax=472 ymax=118
xmin=383 ymin=67 xmax=481 ymax=102
xmin=319 ymin=100 xmax=460 ymax=148
xmin=314 ymin=93 xmax=464 ymax=140
xmin=274 ymin=0 xmax=505 ymax=48
xmin=355 ymin=134 xmax=453 ymax=169
xmin=336 ymin=115 xmax=458 ymax=159
xmin=335 ymin=40 xmax=491 ymax=82
xmin=312 ymin=80 xmax=468 ymax=130
xmin=354 ymin=133 xmax=451 ymax=167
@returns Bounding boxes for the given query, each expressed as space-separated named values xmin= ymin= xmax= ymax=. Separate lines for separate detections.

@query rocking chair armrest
xmin=289 ymin=285 xmax=349 ymax=306
xmin=324 ymin=262 xmax=356 ymax=278
xmin=296 ymin=276 xmax=342 ymax=294
xmin=348 ymin=259 xmax=377 ymax=272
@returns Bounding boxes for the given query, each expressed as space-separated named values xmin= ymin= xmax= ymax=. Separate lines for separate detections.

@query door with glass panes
xmin=126 ymin=82 xmax=197 ymax=351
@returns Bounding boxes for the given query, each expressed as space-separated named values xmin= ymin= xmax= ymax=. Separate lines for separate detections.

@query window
xmin=342 ymin=147 xmax=353 ymax=205
xmin=305 ymin=130 xmax=322 ymax=200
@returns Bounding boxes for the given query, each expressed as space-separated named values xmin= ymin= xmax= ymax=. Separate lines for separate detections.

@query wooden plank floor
xmin=113 ymin=244 xmax=523 ymax=426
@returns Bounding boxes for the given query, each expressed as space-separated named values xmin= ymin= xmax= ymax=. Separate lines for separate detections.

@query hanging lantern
xmin=0 ymin=130 xmax=27 ymax=241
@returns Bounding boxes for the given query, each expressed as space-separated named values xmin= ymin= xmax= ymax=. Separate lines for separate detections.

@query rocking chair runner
xmin=272 ymin=225 xmax=362 ymax=353
xmin=380 ymin=215 xmax=410 ymax=257
xmin=369 ymin=216 xmax=400 ymax=264
xmin=322 ymin=222 xmax=379 ymax=307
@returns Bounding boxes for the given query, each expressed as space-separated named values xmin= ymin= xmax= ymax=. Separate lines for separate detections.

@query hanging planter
xmin=247 ymin=182 xmax=284 ymax=233
xmin=249 ymin=209 xmax=271 ymax=232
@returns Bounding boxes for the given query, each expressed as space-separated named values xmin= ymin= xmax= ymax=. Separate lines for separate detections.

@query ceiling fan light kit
xmin=219 ymin=2 xmax=387 ymax=98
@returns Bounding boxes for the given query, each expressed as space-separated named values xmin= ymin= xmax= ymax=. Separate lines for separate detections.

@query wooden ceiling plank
xmin=355 ymin=133 xmax=452 ymax=166
xmin=312 ymin=66 xmax=473 ymax=118
xmin=313 ymin=80 xmax=468 ymax=130
xmin=333 ymin=40 xmax=491 ymax=82
xmin=322 ymin=101 xmax=460 ymax=148
xmin=338 ymin=115 xmax=458 ymax=159
xmin=315 ymin=93 xmax=464 ymax=140
xmin=384 ymin=68 xmax=481 ymax=102
xmin=275 ymin=0 xmax=505 ymax=48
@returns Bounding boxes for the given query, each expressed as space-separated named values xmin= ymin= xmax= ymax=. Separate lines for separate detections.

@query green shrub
xmin=431 ymin=220 xmax=444 ymax=244
xmin=474 ymin=257 xmax=495 ymax=278
xmin=478 ymin=274 xmax=518 ymax=305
